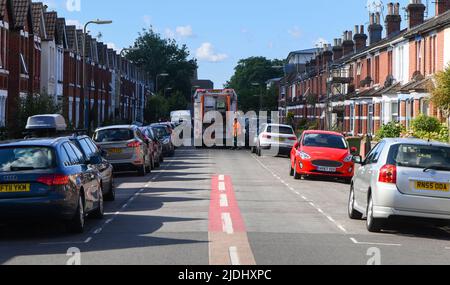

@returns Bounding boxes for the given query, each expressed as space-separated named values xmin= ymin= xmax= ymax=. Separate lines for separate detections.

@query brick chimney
xmin=407 ymin=0 xmax=426 ymax=29
xmin=342 ymin=31 xmax=355 ymax=56
xmin=436 ymin=0 xmax=450 ymax=15
xmin=368 ymin=12 xmax=383 ymax=45
xmin=353 ymin=25 xmax=368 ymax=51
xmin=332 ymin=38 xmax=343 ymax=61
xmin=322 ymin=44 xmax=333 ymax=66
xmin=385 ymin=3 xmax=401 ymax=37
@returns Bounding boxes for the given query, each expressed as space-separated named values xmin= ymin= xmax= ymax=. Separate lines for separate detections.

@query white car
xmin=253 ymin=124 xmax=297 ymax=157
xmin=348 ymin=138 xmax=450 ymax=232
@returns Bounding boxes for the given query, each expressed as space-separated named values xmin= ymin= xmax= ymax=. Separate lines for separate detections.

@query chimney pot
xmin=407 ymin=0 xmax=426 ymax=28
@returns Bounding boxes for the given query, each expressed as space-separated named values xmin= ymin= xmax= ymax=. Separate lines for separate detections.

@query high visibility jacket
xmin=233 ymin=122 xmax=242 ymax=137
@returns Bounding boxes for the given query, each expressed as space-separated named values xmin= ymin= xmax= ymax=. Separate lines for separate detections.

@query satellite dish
xmin=366 ymin=0 xmax=384 ymax=14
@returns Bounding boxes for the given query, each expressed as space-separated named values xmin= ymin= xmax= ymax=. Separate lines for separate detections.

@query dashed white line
xmin=93 ymin=228 xmax=103 ymax=235
xmin=350 ymin=237 xmax=401 ymax=247
xmin=222 ymin=213 xmax=234 ymax=234
xmin=220 ymin=194 xmax=229 ymax=208
xmin=219 ymin=181 xmax=226 ymax=192
xmin=229 ymin=246 xmax=241 ymax=265
xmin=84 ymin=237 xmax=92 ymax=244
xmin=218 ymin=175 xmax=225 ymax=181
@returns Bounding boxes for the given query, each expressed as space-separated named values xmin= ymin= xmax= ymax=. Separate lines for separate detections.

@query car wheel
xmin=104 ymin=177 xmax=115 ymax=202
xmin=289 ymin=161 xmax=294 ymax=176
xmin=91 ymin=186 xmax=104 ymax=219
xmin=348 ymin=185 xmax=362 ymax=220
xmin=293 ymin=160 xmax=302 ymax=180
xmin=367 ymin=194 xmax=384 ymax=233
xmin=68 ymin=195 xmax=85 ymax=233
xmin=257 ymin=146 xmax=262 ymax=157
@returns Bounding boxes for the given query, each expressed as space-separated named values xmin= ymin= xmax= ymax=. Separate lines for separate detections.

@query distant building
xmin=191 ymin=79 xmax=214 ymax=90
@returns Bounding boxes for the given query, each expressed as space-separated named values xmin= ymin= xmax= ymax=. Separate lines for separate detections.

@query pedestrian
xmin=232 ymin=118 xmax=242 ymax=150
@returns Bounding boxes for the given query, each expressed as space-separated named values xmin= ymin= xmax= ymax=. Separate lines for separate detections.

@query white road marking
xmin=84 ymin=237 xmax=92 ymax=244
xmin=219 ymin=182 xmax=226 ymax=192
xmin=350 ymin=237 xmax=401 ymax=247
xmin=93 ymin=228 xmax=103 ymax=235
xmin=105 ymin=218 xmax=114 ymax=225
xmin=222 ymin=213 xmax=234 ymax=234
xmin=218 ymin=175 xmax=225 ymax=181
xmin=229 ymin=246 xmax=241 ymax=265
xmin=220 ymin=194 xmax=229 ymax=207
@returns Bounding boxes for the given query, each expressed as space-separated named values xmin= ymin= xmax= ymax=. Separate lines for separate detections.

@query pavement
xmin=1 ymin=147 xmax=450 ymax=265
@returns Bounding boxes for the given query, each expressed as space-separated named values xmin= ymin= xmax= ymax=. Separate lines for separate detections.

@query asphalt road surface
xmin=1 ymin=147 xmax=450 ymax=265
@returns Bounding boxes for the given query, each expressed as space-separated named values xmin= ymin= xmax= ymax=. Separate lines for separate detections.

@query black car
xmin=69 ymin=135 xmax=115 ymax=201
xmin=0 ymin=137 xmax=104 ymax=233
xmin=151 ymin=124 xmax=175 ymax=156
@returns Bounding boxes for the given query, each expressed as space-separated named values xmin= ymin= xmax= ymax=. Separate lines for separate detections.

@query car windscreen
xmin=303 ymin=134 xmax=348 ymax=150
xmin=389 ymin=144 xmax=450 ymax=170
xmin=152 ymin=127 xmax=169 ymax=138
xmin=0 ymin=146 xmax=55 ymax=172
xmin=94 ymin=129 xmax=134 ymax=142
xmin=266 ymin=126 xmax=294 ymax=135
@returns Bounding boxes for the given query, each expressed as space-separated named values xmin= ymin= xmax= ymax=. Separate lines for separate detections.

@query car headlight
xmin=344 ymin=155 xmax=353 ymax=163
xmin=297 ymin=151 xmax=311 ymax=160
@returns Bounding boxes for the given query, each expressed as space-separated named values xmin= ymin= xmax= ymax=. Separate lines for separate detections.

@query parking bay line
xmin=350 ymin=237 xmax=402 ymax=247
xmin=229 ymin=246 xmax=241 ymax=265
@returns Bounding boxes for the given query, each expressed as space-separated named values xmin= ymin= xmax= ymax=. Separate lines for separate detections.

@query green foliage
xmin=145 ymin=95 xmax=169 ymax=123
xmin=286 ymin=112 xmax=295 ymax=128
xmin=16 ymin=93 xmax=60 ymax=138
xmin=376 ymin=121 xmax=405 ymax=140
xmin=411 ymin=115 xmax=449 ymax=143
xmin=430 ymin=66 xmax=450 ymax=116
xmin=226 ymin=57 xmax=284 ymax=112
xmin=126 ymin=28 xmax=198 ymax=101
xmin=411 ymin=115 xmax=441 ymax=133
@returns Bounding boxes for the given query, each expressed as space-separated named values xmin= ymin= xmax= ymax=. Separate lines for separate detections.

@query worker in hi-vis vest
xmin=232 ymin=118 xmax=242 ymax=150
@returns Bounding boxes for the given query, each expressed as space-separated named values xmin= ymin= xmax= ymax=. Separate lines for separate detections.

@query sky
xmin=45 ymin=0 xmax=436 ymax=88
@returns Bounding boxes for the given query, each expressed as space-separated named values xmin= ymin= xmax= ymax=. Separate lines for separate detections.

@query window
xmin=59 ymin=145 xmax=71 ymax=167
xmin=367 ymin=58 xmax=372 ymax=78
xmin=302 ymin=133 xmax=348 ymax=150
xmin=68 ymin=142 xmax=85 ymax=164
xmin=63 ymin=143 xmax=78 ymax=165
xmin=389 ymin=144 xmax=450 ymax=170
xmin=388 ymin=50 xmax=393 ymax=76
xmin=20 ymin=53 xmax=28 ymax=75
xmin=391 ymin=101 xmax=399 ymax=122
xmin=77 ymin=139 xmax=94 ymax=158
xmin=368 ymin=104 xmax=374 ymax=135
xmin=374 ymin=56 xmax=380 ymax=84
xmin=0 ymin=147 xmax=55 ymax=172
xmin=365 ymin=142 xmax=386 ymax=165
xmin=416 ymin=40 xmax=422 ymax=73
xmin=421 ymin=99 xmax=429 ymax=116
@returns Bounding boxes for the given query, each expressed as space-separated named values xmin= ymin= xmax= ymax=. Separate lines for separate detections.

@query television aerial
xmin=366 ymin=0 xmax=384 ymax=14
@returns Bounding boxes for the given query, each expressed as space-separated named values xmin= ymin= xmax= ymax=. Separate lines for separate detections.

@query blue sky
xmin=46 ymin=0 xmax=435 ymax=87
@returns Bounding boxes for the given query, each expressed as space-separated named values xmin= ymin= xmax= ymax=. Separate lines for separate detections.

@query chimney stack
xmin=322 ymin=44 xmax=333 ymax=65
xmin=332 ymin=38 xmax=343 ymax=61
xmin=407 ymin=0 xmax=426 ymax=29
xmin=435 ymin=0 xmax=450 ymax=15
xmin=368 ymin=12 xmax=383 ymax=45
xmin=354 ymin=25 xmax=368 ymax=51
xmin=385 ymin=3 xmax=402 ymax=37
xmin=342 ymin=31 xmax=355 ymax=56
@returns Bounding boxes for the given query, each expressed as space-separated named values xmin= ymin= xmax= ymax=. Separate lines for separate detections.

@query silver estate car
xmin=348 ymin=138 xmax=450 ymax=232
xmin=93 ymin=125 xmax=152 ymax=176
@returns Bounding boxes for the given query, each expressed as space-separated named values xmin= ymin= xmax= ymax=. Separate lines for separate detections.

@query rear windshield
xmin=389 ymin=144 xmax=450 ymax=170
xmin=303 ymin=134 xmax=348 ymax=150
xmin=94 ymin=129 xmax=134 ymax=142
xmin=0 ymin=147 xmax=55 ymax=172
xmin=267 ymin=126 xmax=294 ymax=135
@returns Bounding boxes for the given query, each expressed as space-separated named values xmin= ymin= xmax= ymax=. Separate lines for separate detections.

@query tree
xmin=226 ymin=57 xmax=284 ymax=112
xmin=145 ymin=95 xmax=169 ymax=123
xmin=126 ymin=28 xmax=198 ymax=100
xmin=430 ymin=65 xmax=450 ymax=116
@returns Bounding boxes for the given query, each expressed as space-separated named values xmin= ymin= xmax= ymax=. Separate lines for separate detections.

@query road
xmin=1 ymin=147 xmax=450 ymax=265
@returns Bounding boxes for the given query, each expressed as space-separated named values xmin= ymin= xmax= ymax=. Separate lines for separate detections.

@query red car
xmin=290 ymin=130 xmax=356 ymax=183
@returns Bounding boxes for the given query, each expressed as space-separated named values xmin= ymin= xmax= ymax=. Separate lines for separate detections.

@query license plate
xmin=0 ymin=184 xmax=31 ymax=193
xmin=108 ymin=148 xmax=122 ymax=154
xmin=279 ymin=138 xmax=286 ymax=142
xmin=415 ymin=181 xmax=450 ymax=192
xmin=317 ymin=166 xmax=336 ymax=173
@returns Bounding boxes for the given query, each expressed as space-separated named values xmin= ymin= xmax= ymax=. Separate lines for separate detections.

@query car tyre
xmin=138 ymin=158 xmax=147 ymax=176
xmin=348 ymin=185 xmax=362 ymax=220
xmin=91 ymin=186 xmax=104 ymax=219
xmin=367 ymin=194 xmax=384 ymax=233
xmin=293 ymin=161 xmax=302 ymax=180
xmin=104 ymin=177 xmax=115 ymax=202
xmin=68 ymin=195 xmax=85 ymax=233
xmin=289 ymin=161 xmax=294 ymax=176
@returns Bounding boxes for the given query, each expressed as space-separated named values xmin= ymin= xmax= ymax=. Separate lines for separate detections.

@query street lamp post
xmin=117 ymin=47 xmax=139 ymax=122
xmin=82 ymin=19 xmax=112 ymax=132
xmin=155 ymin=73 xmax=169 ymax=94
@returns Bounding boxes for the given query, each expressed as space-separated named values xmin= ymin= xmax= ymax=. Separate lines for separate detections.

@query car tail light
xmin=262 ymin=133 xmax=272 ymax=139
xmin=379 ymin=165 xmax=397 ymax=184
xmin=37 ymin=174 xmax=70 ymax=186
xmin=127 ymin=141 xmax=141 ymax=148
xmin=288 ymin=136 xmax=297 ymax=141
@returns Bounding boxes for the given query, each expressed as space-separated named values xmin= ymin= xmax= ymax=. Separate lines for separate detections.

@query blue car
xmin=0 ymin=137 xmax=104 ymax=233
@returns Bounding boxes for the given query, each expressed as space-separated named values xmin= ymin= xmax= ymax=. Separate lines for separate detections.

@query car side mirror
xmin=353 ymin=155 xmax=363 ymax=165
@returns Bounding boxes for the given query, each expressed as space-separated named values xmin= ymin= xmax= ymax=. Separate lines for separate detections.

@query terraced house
xmin=280 ymin=0 xmax=450 ymax=137
xmin=0 ymin=0 xmax=152 ymax=136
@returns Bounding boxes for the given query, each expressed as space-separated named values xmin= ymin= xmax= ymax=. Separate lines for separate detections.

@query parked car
xmin=0 ymin=138 xmax=104 ymax=233
xmin=290 ymin=130 xmax=355 ymax=183
xmin=151 ymin=124 xmax=175 ymax=156
xmin=140 ymin=126 xmax=163 ymax=167
xmin=255 ymin=124 xmax=297 ymax=156
xmin=348 ymin=138 xmax=450 ymax=232
xmin=93 ymin=125 xmax=152 ymax=176
xmin=70 ymin=134 xmax=115 ymax=201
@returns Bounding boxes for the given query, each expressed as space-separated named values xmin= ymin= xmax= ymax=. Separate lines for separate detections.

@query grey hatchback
xmin=93 ymin=125 xmax=152 ymax=176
